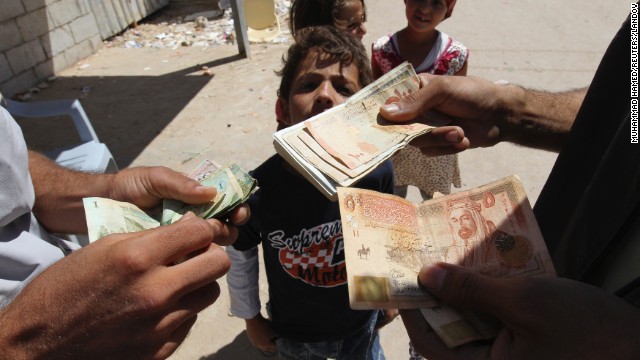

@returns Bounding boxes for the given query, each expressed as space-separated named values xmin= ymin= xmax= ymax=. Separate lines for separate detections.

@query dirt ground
xmin=17 ymin=0 xmax=291 ymax=172
xmin=11 ymin=0 xmax=631 ymax=359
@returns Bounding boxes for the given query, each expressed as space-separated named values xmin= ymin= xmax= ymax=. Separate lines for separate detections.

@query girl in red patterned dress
xmin=371 ymin=0 xmax=468 ymax=200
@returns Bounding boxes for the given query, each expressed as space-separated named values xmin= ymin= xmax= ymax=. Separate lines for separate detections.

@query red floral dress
xmin=372 ymin=31 xmax=468 ymax=76
xmin=371 ymin=32 xmax=468 ymax=197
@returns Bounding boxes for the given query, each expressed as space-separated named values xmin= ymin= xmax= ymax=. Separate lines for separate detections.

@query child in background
xmin=289 ymin=0 xmax=367 ymax=40
xmin=371 ymin=0 xmax=468 ymax=200
xmin=275 ymin=0 xmax=368 ymax=131
xmin=227 ymin=26 xmax=394 ymax=360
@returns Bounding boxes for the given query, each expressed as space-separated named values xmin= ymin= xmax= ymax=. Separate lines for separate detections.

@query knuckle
xmin=206 ymin=245 xmax=231 ymax=277
xmin=148 ymin=165 xmax=171 ymax=178
xmin=183 ymin=217 xmax=216 ymax=245
xmin=138 ymin=288 xmax=172 ymax=311
xmin=112 ymin=238 xmax=155 ymax=273
xmin=501 ymin=279 xmax=542 ymax=320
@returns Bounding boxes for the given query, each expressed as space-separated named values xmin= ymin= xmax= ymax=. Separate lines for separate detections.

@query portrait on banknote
xmin=338 ymin=176 xmax=555 ymax=310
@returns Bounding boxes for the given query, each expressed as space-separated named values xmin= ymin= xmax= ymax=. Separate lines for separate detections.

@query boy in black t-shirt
xmin=226 ymin=26 xmax=395 ymax=359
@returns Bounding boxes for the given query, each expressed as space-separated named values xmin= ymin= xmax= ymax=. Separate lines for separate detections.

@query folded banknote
xmin=83 ymin=159 xmax=258 ymax=242
xmin=273 ymin=62 xmax=434 ymax=201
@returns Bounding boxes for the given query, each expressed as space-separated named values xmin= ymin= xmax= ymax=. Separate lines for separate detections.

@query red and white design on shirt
xmin=371 ymin=32 xmax=468 ymax=76
xmin=269 ymin=220 xmax=347 ymax=288
xmin=281 ymin=248 xmax=332 ymax=269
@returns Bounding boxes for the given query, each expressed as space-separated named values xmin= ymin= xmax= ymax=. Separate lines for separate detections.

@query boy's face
xmin=280 ymin=49 xmax=361 ymax=126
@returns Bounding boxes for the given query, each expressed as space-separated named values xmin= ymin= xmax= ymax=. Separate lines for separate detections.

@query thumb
xmin=379 ymin=73 xmax=443 ymax=123
xmin=380 ymin=101 xmax=422 ymax=122
xmin=151 ymin=168 xmax=218 ymax=204
xmin=418 ymin=263 xmax=504 ymax=316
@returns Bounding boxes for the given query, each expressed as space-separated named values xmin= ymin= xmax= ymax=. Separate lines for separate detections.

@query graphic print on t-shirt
xmin=268 ymin=220 xmax=346 ymax=287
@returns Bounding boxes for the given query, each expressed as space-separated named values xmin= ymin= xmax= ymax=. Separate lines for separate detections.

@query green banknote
xmin=161 ymin=161 xmax=258 ymax=225
xmin=83 ymin=160 xmax=258 ymax=242
xmin=83 ymin=197 xmax=160 ymax=242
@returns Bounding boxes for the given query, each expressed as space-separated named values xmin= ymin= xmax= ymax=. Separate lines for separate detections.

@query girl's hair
xmin=289 ymin=0 xmax=366 ymax=36
xmin=276 ymin=26 xmax=372 ymax=101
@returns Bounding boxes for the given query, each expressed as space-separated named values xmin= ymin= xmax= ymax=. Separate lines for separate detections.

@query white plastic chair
xmin=244 ymin=0 xmax=281 ymax=43
xmin=2 ymin=96 xmax=118 ymax=247
xmin=3 ymin=98 xmax=118 ymax=173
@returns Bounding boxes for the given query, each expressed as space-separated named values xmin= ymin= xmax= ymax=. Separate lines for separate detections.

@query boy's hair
xmin=289 ymin=0 xmax=366 ymax=36
xmin=276 ymin=26 xmax=372 ymax=101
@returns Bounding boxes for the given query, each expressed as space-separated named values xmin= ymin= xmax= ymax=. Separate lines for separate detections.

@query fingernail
xmin=196 ymin=185 xmax=215 ymax=193
xmin=445 ymin=130 xmax=461 ymax=142
xmin=178 ymin=212 xmax=196 ymax=222
xmin=382 ymin=103 xmax=399 ymax=113
xmin=419 ymin=264 xmax=447 ymax=291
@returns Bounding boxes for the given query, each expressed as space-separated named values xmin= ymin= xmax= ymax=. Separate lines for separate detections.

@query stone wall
xmin=0 ymin=0 xmax=102 ymax=97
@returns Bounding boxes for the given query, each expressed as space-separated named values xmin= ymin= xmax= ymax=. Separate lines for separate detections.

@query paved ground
xmin=16 ymin=0 xmax=630 ymax=359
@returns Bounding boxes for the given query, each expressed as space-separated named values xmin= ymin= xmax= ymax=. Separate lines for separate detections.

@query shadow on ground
xmin=198 ymin=331 xmax=282 ymax=360
xmin=15 ymin=52 xmax=244 ymax=168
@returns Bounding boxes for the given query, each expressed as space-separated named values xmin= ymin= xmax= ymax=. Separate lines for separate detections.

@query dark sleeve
xmin=382 ymin=160 xmax=395 ymax=195
xmin=233 ymin=218 xmax=261 ymax=251
xmin=371 ymin=43 xmax=383 ymax=80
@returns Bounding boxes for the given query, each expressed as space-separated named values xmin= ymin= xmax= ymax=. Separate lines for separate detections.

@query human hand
xmin=375 ymin=309 xmax=399 ymax=330
xmin=0 ymin=213 xmax=235 ymax=359
xmin=400 ymin=263 xmax=640 ymax=360
xmin=245 ymin=313 xmax=277 ymax=355
xmin=108 ymin=166 xmax=251 ymax=225
xmin=379 ymin=74 xmax=515 ymax=156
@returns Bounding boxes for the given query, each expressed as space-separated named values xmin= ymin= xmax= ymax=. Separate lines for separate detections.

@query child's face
xmin=333 ymin=0 xmax=367 ymax=40
xmin=405 ymin=0 xmax=448 ymax=33
xmin=280 ymin=49 xmax=361 ymax=126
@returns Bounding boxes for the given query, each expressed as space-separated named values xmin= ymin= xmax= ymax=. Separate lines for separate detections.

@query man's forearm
xmin=501 ymin=85 xmax=587 ymax=152
xmin=28 ymin=151 xmax=113 ymax=234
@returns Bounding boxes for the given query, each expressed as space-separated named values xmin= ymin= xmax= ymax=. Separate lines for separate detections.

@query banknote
xmin=419 ymin=304 xmax=502 ymax=348
xmin=273 ymin=62 xmax=434 ymax=200
xmin=338 ymin=176 xmax=556 ymax=346
xmin=84 ymin=160 xmax=258 ymax=242
xmin=304 ymin=65 xmax=431 ymax=170
xmin=83 ymin=197 xmax=160 ymax=242
xmin=162 ymin=161 xmax=258 ymax=225
xmin=187 ymin=158 xmax=222 ymax=181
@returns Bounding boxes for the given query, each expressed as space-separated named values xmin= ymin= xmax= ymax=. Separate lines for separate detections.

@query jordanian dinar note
xmin=418 ymin=303 xmax=502 ymax=348
xmin=303 ymin=62 xmax=433 ymax=170
xmin=338 ymin=175 xmax=555 ymax=310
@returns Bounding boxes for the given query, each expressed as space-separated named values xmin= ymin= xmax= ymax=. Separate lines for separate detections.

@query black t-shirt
xmin=534 ymin=14 xmax=640 ymax=307
xmin=234 ymin=155 xmax=394 ymax=342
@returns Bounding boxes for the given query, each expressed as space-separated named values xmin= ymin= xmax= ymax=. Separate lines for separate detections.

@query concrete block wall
xmin=0 ymin=0 xmax=102 ymax=97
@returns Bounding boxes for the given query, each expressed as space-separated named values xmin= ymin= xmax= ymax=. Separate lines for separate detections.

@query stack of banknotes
xmin=83 ymin=159 xmax=258 ymax=243
xmin=337 ymin=176 xmax=556 ymax=347
xmin=273 ymin=62 xmax=434 ymax=201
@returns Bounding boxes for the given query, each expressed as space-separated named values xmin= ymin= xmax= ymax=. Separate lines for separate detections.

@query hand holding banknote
xmin=273 ymin=62 xmax=435 ymax=200
xmin=2 ymin=162 xmax=247 ymax=359
xmin=161 ymin=161 xmax=258 ymax=225
xmin=400 ymin=262 xmax=640 ymax=360
xmin=338 ymin=176 xmax=557 ymax=348
xmin=106 ymin=165 xmax=219 ymax=216
xmin=84 ymin=160 xmax=256 ymax=242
